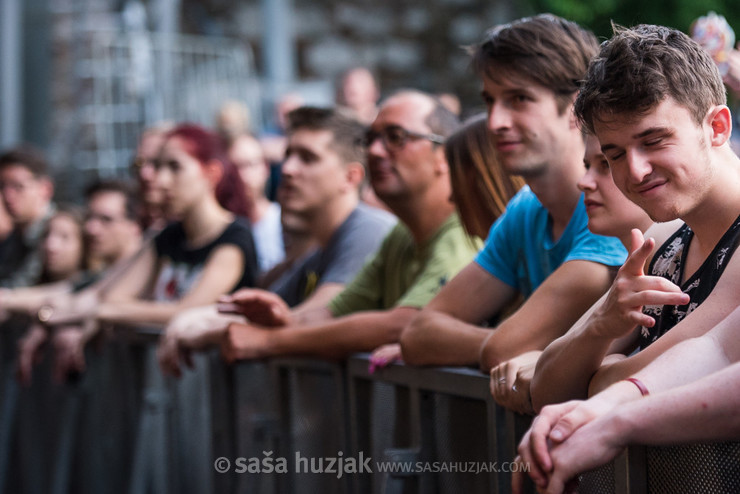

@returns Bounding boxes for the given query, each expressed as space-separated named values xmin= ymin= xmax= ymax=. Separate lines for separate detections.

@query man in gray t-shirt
xmin=273 ymin=203 xmax=394 ymax=307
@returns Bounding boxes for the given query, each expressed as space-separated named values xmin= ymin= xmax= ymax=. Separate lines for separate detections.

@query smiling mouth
xmin=635 ymin=181 xmax=666 ymax=195
xmin=495 ymin=141 xmax=520 ymax=151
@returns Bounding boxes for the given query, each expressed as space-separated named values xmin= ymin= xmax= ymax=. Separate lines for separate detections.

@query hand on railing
xmin=217 ymin=289 xmax=292 ymax=327
xmin=51 ymin=326 xmax=88 ymax=383
xmin=368 ymin=343 xmax=403 ymax=373
xmin=489 ymin=350 xmax=540 ymax=415
xmin=538 ymin=411 xmax=627 ymax=494
xmin=220 ymin=322 xmax=273 ymax=362
xmin=16 ymin=323 xmax=48 ymax=386
xmin=515 ymin=398 xmax=609 ymax=491
xmin=158 ymin=304 xmax=242 ymax=377
xmin=515 ymin=377 xmax=642 ymax=492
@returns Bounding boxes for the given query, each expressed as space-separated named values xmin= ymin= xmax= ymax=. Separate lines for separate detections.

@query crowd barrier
xmin=1 ymin=323 xmax=739 ymax=493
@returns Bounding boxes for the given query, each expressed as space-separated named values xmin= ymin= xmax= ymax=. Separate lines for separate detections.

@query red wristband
xmin=625 ymin=377 xmax=649 ymax=396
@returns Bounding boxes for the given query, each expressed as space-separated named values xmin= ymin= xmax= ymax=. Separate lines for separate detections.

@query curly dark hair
xmin=575 ymin=24 xmax=727 ymax=134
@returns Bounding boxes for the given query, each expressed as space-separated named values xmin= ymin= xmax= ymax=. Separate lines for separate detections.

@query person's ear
xmin=433 ymin=146 xmax=449 ymax=176
xmin=707 ymin=105 xmax=732 ymax=147
xmin=344 ymin=161 xmax=365 ymax=191
xmin=204 ymin=160 xmax=224 ymax=187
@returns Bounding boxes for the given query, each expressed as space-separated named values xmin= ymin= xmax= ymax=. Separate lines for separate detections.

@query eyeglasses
xmin=362 ymin=125 xmax=445 ymax=150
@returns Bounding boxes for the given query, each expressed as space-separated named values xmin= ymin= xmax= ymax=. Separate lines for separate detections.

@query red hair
xmin=165 ymin=123 xmax=251 ymax=217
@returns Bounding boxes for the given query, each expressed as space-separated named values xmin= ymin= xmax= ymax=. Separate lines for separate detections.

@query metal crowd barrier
xmin=1 ymin=323 xmax=739 ymax=493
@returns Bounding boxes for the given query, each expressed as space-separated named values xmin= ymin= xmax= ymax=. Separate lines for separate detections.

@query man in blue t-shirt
xmin=400 ymin=15 xmax=627 ymax=373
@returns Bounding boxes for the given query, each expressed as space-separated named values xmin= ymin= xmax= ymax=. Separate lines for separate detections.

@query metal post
xmin=21 ymin=0 xmax=51 ymax=148
xmin=153 ymin=0 xmax=180 ymax=121
xmin=261 ymin=0 xmax=296 ymax=121
xmin=0 ymin=0 xmax=22 ymax=147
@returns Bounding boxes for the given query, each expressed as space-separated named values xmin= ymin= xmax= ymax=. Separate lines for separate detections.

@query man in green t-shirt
xmin=159 ymin=91 xmax=479 ymax=370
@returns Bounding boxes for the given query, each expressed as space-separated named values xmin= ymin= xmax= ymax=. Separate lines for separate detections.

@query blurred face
xmin=366 ymin=95 xmax=441 ymax=202
xmin=278 ymin=129 xmax=349 ymax=217
xmin=595 ymin=98 xmax=714 ymax=223
xmin=155 ymin=137 xmax=213 ymax=218
xmin=43 ymin=214 xmax=83 ymax=280
xmin=342 ymin=69 xmax=378 ymax=109
xmin=229 ymin=135 xmax=269 ymax=201
xmin=481 ymin=75 xmax=573 ymax=176
xmin=578 ymin=135 xmax=651 ymax=239
xmin=133 ymin=132 xmax=166 ymax=207
xmin=85 ymin=191 xmax=138 ymax=263
xmin=0 ymin=165 xmax=51 ymax=227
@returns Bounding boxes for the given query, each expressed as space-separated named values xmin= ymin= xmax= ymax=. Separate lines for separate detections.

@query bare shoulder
xmin=642 ymin=219 xmax=685 ymax=266
xmin=644 ymin=219 xmax=684 ymax=247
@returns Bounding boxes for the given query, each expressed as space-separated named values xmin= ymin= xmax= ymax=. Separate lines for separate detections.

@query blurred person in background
xmin=41 ymin=123 xmax=258 ymax=380
xmin=0 ymin=146 xmax=55 ymax=288
xmin=0 ymin=192 xmax=14 ymax=261
xmin=337 ymin=67 xmax=381 ymax=125
xmin=131 ymin=124 xmax=172 ymax=233
xmin=227 ymin=133 xmax=284 ymax=273
xmin=6 ymin=181 xmax=144 ymax=383
xmin=215 ymin=99 xmax=252 ymax=147
xmin=38 ymin=206 xmax=87 ymax=284
xmin=209 ymin=91 xmax=475 ymax=365
xmin=369 ymin=113 xmax=525 ymax=370
xmin=260 ymin=92 xmax=305 ymax=200
xmin=158 ymin=105 xmax=396 ymax=374
xmin=436 ymin=92 xmax=462 ymax=117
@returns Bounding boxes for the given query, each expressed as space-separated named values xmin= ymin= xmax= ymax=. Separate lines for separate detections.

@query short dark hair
xmin=285 ymin=106 xmax=366 ymax=164
xmin=0 ymin=145 xmax=50 ymax=177
xmin=471 ymin=14 xmax=598 ymax=113
xmin=84 ymin=179 xmax=140 ymax=222
xmin=575 ymin=24 xmax=727 ymax=134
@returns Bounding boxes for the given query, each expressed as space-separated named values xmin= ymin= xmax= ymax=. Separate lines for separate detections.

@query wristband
xmin=624 ymin=377 xmax=649 ymax=396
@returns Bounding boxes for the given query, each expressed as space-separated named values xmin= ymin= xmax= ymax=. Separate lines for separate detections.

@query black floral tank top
xmin=638 ymin=214 xmax=740 ymax=350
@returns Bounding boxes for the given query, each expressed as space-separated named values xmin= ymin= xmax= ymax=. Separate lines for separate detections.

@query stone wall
xmin=187 ymin=0 xmax=523 ymax=116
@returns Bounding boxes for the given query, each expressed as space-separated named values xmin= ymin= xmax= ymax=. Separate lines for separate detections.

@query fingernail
xmin=551 ymin=429 xmax=563 ymax=441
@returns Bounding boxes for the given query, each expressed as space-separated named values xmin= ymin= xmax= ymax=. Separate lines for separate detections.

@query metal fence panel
xmin=3 ymin=328 xmax=740 ymax=494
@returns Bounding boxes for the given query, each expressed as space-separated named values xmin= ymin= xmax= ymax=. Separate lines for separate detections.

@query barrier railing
xmin=1 ymin=324 xmax=739 ymax=493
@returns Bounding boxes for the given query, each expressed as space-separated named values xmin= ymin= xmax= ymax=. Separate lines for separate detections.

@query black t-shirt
xmin=152 ymin=218 xmax=258 ymax=302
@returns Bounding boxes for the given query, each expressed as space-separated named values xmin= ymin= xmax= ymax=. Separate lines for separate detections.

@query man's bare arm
xmin=221 ymin=306 xmax=420 ymax=362
xmin=589 ymin=251 xmax=740 ymax=394
xmin=400 ymin=262 xmax=517 ymax=367
xmin=479 ymin=259 xmax=614 ymax=372
xmin=530 ymin=229 xmax=688 ymax=410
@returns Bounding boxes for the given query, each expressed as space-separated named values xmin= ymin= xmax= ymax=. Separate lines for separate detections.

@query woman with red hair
xmin=47 ymin=124 xmax=258 ymax=377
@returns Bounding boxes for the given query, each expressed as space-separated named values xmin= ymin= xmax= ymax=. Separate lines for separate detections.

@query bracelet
xmin=624 ymin=377 xmax=649 ymax=397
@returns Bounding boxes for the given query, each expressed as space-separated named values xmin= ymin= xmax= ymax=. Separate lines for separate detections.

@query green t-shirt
xmin=328 ymin=213 xmax=480 ymax=317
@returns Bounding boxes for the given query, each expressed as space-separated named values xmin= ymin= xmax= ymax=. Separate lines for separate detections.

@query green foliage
xmin=522 ymin=0 xmax=740 ymax=40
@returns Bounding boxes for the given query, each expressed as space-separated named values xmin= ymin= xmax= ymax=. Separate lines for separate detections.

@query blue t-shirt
xmin=475 ymin=186 xmax=627 ymax=297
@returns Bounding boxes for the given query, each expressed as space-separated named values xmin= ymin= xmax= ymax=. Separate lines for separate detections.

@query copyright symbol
xmin=214 ymin=457 xmax=230 ymax=473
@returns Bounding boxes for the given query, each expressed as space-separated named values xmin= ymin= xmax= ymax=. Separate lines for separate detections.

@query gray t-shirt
xmin=273 ymin=204 xmax=396 ymax=307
